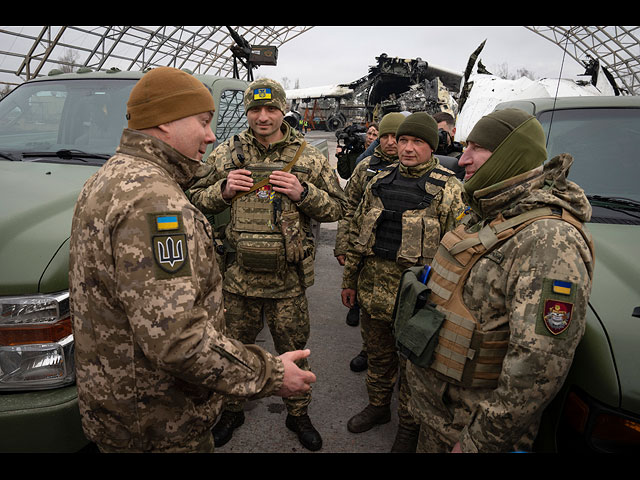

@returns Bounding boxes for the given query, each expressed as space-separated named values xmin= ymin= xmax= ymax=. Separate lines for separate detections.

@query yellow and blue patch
xmin=147 ymin=212 xmax=190 ymax=279
xmin=552 ymin=280 xmax=572 ymax=296
xmin=156 ymin=215 xmax=179 ymax=231
xmin=254 ymin=88 xmax=272 ymax=100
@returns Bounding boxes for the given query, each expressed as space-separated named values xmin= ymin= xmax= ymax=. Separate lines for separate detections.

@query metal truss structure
xmin=525 ymin=26 xmax=640 ymax=95
xmin=0 ymin=26 xmax=313 ymax=85
xmin=0 ymin=26 xmax=638 ymax=95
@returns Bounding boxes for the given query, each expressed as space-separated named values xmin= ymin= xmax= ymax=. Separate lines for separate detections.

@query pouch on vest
xmin=353 ymin=207 xmax=382 ymax=255
xmin=236 ymin=233 xmax=286 ymax=273
xmin=393 ymin=266 xmax=445 ymax=367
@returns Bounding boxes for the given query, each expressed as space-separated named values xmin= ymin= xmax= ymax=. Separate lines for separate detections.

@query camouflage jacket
xmin=189 ymin=123 xmax=346 ymax=298
xmin=342 ymin=156 xmax=465 ymax=320
xmin=406 ymin=154 xmax=595 ymax=452
xmin=333 ymin=146 xmax=397 ymax=257
xmin=69 ymin=129 xmax=285 ymax=451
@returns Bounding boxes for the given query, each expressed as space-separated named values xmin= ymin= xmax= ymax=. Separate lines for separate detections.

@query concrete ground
xmin=212 ymin=130 xmax=400 ymax=454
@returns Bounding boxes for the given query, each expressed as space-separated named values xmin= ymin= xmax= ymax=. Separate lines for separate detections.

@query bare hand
xmin=269 ymin=171 xmax=304 ymax=202
xmin=276 ymin=349 xmax=316 ymax=397
xmin=222 ymin=169 xmax=253 ymax=201
xmin=341 ymin=288 xmax=357 ymax=308
xmin=336 ymin=254 xmax=345 ymax=266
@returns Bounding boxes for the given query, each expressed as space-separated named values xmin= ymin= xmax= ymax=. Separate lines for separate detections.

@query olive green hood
xmin=463 ymin=115 xmax=548 ymax=214
xmin=464 ymin=153 xmax=592 ymax=225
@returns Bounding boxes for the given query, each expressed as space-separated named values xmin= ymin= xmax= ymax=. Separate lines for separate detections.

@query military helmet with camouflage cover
xmin=244 ymin=78 xmax=287 ymax=113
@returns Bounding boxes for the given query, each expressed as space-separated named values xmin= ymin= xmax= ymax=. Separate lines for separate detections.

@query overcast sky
xmin=255 ymin=26 xmax=586 ymax=89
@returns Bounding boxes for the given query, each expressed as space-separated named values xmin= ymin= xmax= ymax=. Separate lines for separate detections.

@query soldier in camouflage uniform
xmin=341 ymin=112 xmax=465 ymax=452
xmin=69 ymin=67 xmax=316 ymax=453
xmin=334 ymin=112 xmax=404 ymax=372
xmin=403 ymin=108 xmax=595 ymax=452
xmin=188 ymin=78 xmax=346 ymax=451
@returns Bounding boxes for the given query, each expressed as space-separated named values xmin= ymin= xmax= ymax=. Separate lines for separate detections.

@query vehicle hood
xmin=0 ymin=161 xmax=99 ymax=295
xmin=587 ymin=222 xmax=640 ymax=413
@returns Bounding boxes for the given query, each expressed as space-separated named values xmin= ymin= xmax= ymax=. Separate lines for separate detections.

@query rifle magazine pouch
xmin=236 ymin=233 xmax=285 ymax=273
xmin=393 ymin=266 xmax=444 ymax=368
xmin=396 ymin=214 xmax=423 ymax=267
xmin=354 ymin=207 xmax=382 ymax=255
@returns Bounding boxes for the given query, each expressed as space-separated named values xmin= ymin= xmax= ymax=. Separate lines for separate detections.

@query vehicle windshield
xmin=538 ymin=107 xmax=640 ymax=203
xmin=0 ymin=78 xmax=136 ymax=164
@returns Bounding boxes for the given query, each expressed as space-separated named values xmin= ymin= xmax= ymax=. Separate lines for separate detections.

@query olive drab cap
xmin=377 ymin=112 xmax=405 ymax=137
xmin=244 ymin=78 xmax=287 ymax=113
xmin=126 ymin=66 xmax=215 ymax=130
xmin=395 ymin=112 xmax=440 ymax=151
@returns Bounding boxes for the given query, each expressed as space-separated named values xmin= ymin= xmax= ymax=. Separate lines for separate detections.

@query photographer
xmin=433 ymin=111 xmax=465 ymax=180
xmin=336 ymin=124 xmax=369 ymax=179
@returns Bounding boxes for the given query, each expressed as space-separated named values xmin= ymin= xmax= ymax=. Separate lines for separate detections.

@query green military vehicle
xmin=491 ymin=96 xmax=640 ymax=452
xmin=0 ymin=69 xmax=252 ymax=452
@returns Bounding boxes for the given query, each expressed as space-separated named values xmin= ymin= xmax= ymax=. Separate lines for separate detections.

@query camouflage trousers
xmin=221 ymin=291 xmax=312 ymax=416
xmin=96 ymin=432 xmax=215 ymax=453
xmin=406 ymin=362 xmax=539 ymax=453
xmin=360 ymin=309 xmax=416 ymax=428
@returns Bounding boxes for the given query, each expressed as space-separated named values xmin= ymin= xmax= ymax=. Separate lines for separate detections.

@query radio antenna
xmin=547 ymin=27 xmax=574 ymax=148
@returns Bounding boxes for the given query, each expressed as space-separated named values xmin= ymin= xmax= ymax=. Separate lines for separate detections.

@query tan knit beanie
xmin=126 ymin=67 xmax=215 ymax=130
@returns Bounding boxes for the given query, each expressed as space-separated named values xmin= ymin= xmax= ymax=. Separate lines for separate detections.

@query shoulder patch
xmin=147 ymin=212 xmax=191 ymax=279
xmin=535 ymin=278 xmax=577 ymax=338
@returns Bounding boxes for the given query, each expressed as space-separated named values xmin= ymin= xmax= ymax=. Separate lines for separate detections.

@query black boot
xmin=349 ymin=350 xmax=367 ymax=372
xmin=347 ymin=404 xmax=391 ymax=433
xmin=390 ymin=424 xmax=419 ymax=453
xmin=286 ymin=413 xmax=323 ymax=451
xmin=212 ymin=410 xmax=244 ymax=447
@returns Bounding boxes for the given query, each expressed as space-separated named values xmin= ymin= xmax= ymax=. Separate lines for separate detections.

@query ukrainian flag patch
xmin=552 ymin=280 xmax=572 ymax=296
xmin=254 ymin=88 xmax=272 ymax=100
xmin=156 ymin=215 xmax=179 ymax=231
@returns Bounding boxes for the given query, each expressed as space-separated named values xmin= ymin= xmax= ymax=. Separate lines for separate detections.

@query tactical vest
xmin=422 ymin=207 xmax=593 ymax=388
xmin=368 ymin=165 xmax=453 ymax=263
xmin=364 ymin=154 xmax=394 ymax=182
xmin=225 ymin=135 xmax=309 ymax=277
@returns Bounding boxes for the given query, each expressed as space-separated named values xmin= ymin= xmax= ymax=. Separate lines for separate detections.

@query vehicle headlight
xmin=0 ymin=291 xmax=75 ymax=391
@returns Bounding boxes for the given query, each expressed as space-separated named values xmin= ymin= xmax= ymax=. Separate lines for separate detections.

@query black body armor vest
xmin=370 ymin=165 xmax=449 ymax=260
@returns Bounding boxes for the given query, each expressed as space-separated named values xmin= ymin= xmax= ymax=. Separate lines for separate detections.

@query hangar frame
xmin=0 ymin=26 xmax=312 ymax=85
xmin=0 ymin=26 xmax=638 ymax=95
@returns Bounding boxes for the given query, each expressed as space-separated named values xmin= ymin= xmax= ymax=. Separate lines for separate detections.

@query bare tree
xmin=494 ymin=62 xmax=536 ymax=80
xmin=58 ymin=49 xmax=80 ymax=73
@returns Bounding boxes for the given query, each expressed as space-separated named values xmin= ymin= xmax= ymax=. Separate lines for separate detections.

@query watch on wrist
xmin=298 ymin=183 xmax=309 ymax=202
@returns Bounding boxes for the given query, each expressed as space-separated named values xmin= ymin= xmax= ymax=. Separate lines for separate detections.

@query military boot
xmin=212 ymin=410 xmax=244 ymax=447
xmin=349 ymin=350 xmax=368 ymax=372
xmin=285 ymin=413 xmax=323 ymax=451
xmin=347 ymin=404 xmax=391 ymax=433
xmin=390 ymin=424 xmax=419 ymax=453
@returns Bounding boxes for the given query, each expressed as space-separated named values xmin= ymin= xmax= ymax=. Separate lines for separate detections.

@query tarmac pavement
xmin=212 ymin=130 xmax=400 ymax=454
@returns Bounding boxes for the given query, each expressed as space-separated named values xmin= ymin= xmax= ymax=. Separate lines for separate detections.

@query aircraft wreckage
xmin=285 ymin=41 xmax=625 ymax=137
xmin=286 ymin=53 xmax=462 ymax=131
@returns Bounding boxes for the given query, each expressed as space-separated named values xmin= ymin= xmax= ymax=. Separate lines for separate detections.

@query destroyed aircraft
xmin=286 ymin=40 xmax=624 ymax=143
xmin=286 ymin=53 xmax=463 ymax=131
